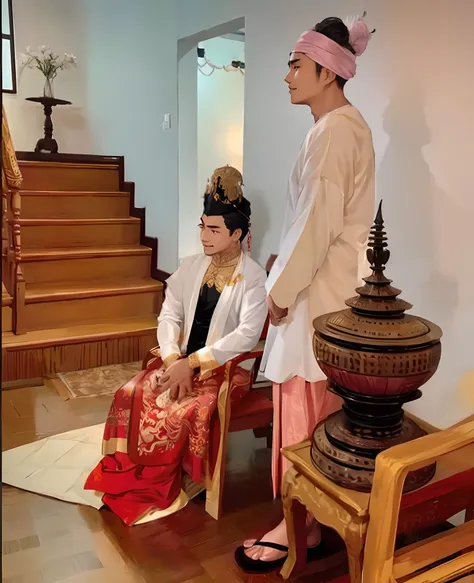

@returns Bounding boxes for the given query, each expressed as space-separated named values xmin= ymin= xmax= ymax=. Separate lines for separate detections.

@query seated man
xmin=85 ymin=166 xmax=268 ymax=525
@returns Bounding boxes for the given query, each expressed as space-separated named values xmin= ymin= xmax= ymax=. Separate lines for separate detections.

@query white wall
xmin=4 ymin=0 xmax=179 ymax=273
xmin=177 ymin=41 xmax=199 ymax=263
xmin=177 ymin=0 xmax=474 ymax=428
xmin=3 ymin=0 xmax=92 ymax=153
xmin=81 ymin=0 xmax=178 ymax=272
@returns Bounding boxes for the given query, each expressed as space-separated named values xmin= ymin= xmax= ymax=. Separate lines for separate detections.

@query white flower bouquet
xmin=19 ymin=45 xmax=77 ymax=97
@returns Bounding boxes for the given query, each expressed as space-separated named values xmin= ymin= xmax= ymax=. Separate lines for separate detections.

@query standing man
xmin=236 ymin=15 xmax=375 ymax=573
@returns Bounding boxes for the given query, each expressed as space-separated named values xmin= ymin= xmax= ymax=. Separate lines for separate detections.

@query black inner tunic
xmin=186 ymin=284 xmax=221 ymax=356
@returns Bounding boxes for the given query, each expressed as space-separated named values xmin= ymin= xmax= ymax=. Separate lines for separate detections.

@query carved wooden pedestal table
xmin=25 ymin=97 xmax=71 ymax=154
xmin=281 ymin=440 xmax=370 ymax=583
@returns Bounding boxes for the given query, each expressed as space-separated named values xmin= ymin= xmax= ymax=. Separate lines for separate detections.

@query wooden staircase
xmin=2 ymin=283 xmax=13 ymax=332
xmin=2 ymin=155 xmax=164 ymax=384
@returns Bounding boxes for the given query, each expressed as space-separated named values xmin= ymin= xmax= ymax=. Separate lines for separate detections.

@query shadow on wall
xmin=247 ymin=188 xmax=270 ymax=263
xmin=378 ymin=84 xmax=463 ymax=423
xmin=378 ymin=84 xmax=458 ymax=333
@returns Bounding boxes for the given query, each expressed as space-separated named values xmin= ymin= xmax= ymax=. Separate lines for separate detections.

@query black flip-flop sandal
xmin=234 ymin=540 xmax=289 ymax=574
xmin=306 ymin=541 xmax=327 ymax=561
xmin=234 ymin=539 xmax=326 ymax=574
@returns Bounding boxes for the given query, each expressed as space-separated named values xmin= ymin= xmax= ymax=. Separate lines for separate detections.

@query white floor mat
xmin=2 ymin=424 xmax=105 ymax=509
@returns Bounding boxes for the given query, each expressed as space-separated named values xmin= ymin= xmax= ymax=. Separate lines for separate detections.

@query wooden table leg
xmin=281 ymin=471 xmax=308 ymax=579
xmin=345 ymin=521 xmax=365 ymax=583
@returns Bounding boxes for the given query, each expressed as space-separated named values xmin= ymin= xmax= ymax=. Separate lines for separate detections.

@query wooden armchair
xmin=330 ymin=418 xmax=474 ymax=583
xmin=142 ymin=316 xmax=273 ymax=520
xmin=362 ymin=418 xmax=474 ymax=583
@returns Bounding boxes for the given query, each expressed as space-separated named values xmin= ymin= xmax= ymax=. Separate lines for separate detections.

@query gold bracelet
xmin=163 ymin=353 xmax=180 ymax=369
xmin=188 ymin=352 xmax=200 ymax=372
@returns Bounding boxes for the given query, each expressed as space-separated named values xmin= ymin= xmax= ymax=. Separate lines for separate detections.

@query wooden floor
xmin=2 ymin=383 xmax=348 ymax=583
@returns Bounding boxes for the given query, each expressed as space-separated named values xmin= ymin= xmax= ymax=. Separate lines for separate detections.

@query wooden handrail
xmin=2 ymin=105 xmax=25 ymax=334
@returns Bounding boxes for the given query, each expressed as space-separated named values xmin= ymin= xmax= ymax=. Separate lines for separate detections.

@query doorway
xmin=177 ymin=18 xmax=245 ymax=262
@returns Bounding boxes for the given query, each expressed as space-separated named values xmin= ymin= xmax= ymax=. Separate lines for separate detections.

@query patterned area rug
xmin=57 ymin=362 xmax=142 ymax=399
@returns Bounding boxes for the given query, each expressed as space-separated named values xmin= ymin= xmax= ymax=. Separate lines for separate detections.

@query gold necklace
xmin=201 ymin=246 xmax=241 ymax=293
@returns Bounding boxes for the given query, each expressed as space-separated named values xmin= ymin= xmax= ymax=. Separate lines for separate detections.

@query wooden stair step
xmin=22 ymin=278 xmax=163 ymax=332
xmin=2 ymin=316 xmax=157 ymax=349
xmin=20 ymin=190 xmax=130 ymax=219
xmin=19 ymin=218 xmax=139 ymax=226
xmin=21 ymin=245 xmax=153 ymax=284
xmin=21 ymin=190 xmax=128 ymax=196
xmin=23 ymin=289 xmax=162 ymax=332
xmin=21 ymin=244 xmax=152 ymax=261
xmin=25 ymin=278 xmax=162 ymax=303
xmin=2 ymin=316 xmax=158 ymax=382
xmin=18 ymin=160 xmax=120 ymax=191
xmin=19 ymin=217 xmax=140 ymax=248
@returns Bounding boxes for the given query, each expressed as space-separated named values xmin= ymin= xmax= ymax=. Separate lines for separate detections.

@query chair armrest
xmin=142 ymin=346 xmax=160 ymax=370
xmin=227 ymin=340 xmax=265 ymax=371
xmin=217 ymin=340 xmax=266 ymax=402
xmin=376 ymin=419 xmax=474 ymax=477
xmin=362 ymin=420 xmax=474 ymax=583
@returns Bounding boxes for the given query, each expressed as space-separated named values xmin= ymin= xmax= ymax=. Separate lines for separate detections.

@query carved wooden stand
xmin=26 ymin=97 xmax=71 ymax=154
xmin=280 ymin=442 xmax=370 ymax=583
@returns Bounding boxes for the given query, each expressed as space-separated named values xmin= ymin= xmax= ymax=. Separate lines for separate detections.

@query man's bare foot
xmin=243 ymin=515 xmax=321 ymax=562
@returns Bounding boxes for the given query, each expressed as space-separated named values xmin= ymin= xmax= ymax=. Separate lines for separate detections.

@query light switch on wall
xmin=162 ymin=113 xmax=171 ymax=130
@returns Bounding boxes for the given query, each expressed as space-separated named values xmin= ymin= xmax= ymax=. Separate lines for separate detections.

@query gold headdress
xmin=202 ymin=165 xmax=252 ymax=252
xmin=205 ymin=165 xmax=243 ymax=204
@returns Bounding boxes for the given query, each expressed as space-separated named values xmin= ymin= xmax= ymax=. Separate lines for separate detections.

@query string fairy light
xmin=197 ymin=47 xmax=245 ymax=76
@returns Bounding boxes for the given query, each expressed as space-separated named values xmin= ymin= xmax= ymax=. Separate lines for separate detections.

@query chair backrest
xmin=397 ymin=465 xmax=474 ymax=536
xmin=245 ymin=314 xmax=270 ymax=387
xmin=260 ymin=313 xmax=270 ymax=341
xmin=362 ymin=419 xmax=474 ymax=583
